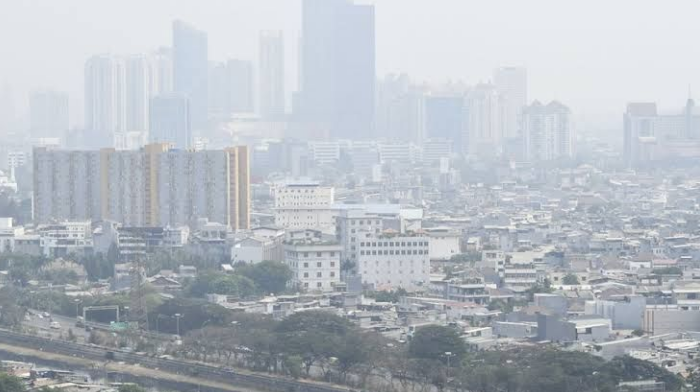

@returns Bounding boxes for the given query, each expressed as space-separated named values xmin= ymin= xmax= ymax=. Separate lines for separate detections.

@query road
xmin=0 ymin=328 xmax=353 ymax=392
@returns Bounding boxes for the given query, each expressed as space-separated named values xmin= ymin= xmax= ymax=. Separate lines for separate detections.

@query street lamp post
xmin=444 ymin=351 xmax=455 ymax=379
xmin=174 ymin=313 xmax=182 ymax=336
xmin=74 ymin=299 xmax=81 ymax=318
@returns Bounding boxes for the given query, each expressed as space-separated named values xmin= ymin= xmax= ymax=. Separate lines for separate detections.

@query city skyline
xmin=3 ymin=0 xmax=700 ymax=131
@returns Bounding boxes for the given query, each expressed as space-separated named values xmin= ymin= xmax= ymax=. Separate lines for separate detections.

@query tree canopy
xmin=408 ymin=325 xmax=466 ymax=363
xmin=0 ymin=373 xmax=26 ymax=392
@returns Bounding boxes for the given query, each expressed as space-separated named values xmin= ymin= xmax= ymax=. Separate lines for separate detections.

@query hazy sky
xmin=2 ymin=0 xmax=700 ymax=131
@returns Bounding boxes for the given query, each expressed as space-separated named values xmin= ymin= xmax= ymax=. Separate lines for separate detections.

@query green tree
xmin=408 ymin=325 xmax=466 ymax=363
xmin=186 ymin=271 xmax=257 ymax=298
xmin=0 ymin=373 xmax=26 ymax=392
xmin=562 ymin=273 xmax=580 ymax=285
xmin=236 ymin=260 xmax=292 ymax=295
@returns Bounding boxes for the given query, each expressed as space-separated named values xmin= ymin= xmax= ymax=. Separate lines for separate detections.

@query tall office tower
xmin=209 ymin=60 xmax=254 ymax=118
xmin=33 ymin=144 xmax=250 ymax=230
xmin=29 ymin=90 xmax=69 ymax=140
xmin=125 ymin=54 xmax=158 ymax=137
xmin=173 ymin=20 xmax=208 ymax=131
xmin=259 ymin=31 xmax=285 ymax=120
xmin=466 ymin=83 xmax=502 ymax=157
xmin=228 ymin=60 xmax=254 ymax=114
xmin=522 ymin=101 xmax=573 ymax=162
xmin=84 ymin=55 xmax=127 ymax=148
xmin=425 ymin=95 xmax=465 ymax=150
xmin=152 ymin=47 xmax=173 ymax=95
xmin=376 ymin=74 xmax=426 ymax=143
xmin=33 ymin=147 xmax=102 ymax=224
xmin=149 ymin=93 xmax=190 ymax=149
xmin=300 ymin=0 xmax=375 ymax=139
xmin=494 ymin=67 xmax=527 ymax=140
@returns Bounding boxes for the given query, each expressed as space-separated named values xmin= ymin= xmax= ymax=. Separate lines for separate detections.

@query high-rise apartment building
xmin=29 ymin=90 xmax=69 ymax=140
xmin=149 ymin=93 xmax=190 ymax=149
xmin=465 ymin=83 xmax=502 ymax=157
xmin=522 ymin=101 xmax=573 ymax=161
xmin=300 ymin=0 xmax=375 ymax=139
xmin=33 ymin=145 xmax=250 ymax=230
xmin=494 ymin=67 xmax=528 ymax=140
xmin=84 ymin=55 xmax=127 ymax=148
xmin=125 ymin=55 xmax=158 ymax=138
xmin=259 ymin=31 xmax=285 ymax=120
xmin=33 ymin=148 xmax=102 ymax=224
xmin=173 ymin=20 xmax=208 ymax=131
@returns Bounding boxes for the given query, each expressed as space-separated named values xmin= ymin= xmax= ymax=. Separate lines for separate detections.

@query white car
xmin=49 ymin=321 xmax=61 ymax=330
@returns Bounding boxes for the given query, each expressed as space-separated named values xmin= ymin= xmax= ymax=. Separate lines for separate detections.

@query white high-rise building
xmin=125 ymin=55 xmax=158 ymax=137
xmin=466 ymin=83 xmax=502 ymax=156
xmin=522 ymin=101 xmax=573 ymax=161
xmin=259 ymin=30 xmax=285 ymax=120
xmin=85 ymin=55 xmax=127 ymax=148
xmin=494 ymin=67 xmax=527 ymax=140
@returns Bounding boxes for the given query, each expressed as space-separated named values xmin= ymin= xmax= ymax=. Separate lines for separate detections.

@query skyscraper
xmin=84 ymin=55 xmax=127 ymax=148
xmin=173 ymin=20 xmax=208 ymax=131
xmin=149 ymin=93 xmax=190 ymax=149
xmin=29 ymin=90 xmax=69 ymax=140
xmin=209 ymin=59 xmax=254 ymax=118
xmin=125 ymin=54 xmax=158 ymax=137
xmin=522 ymin=101 xmax=573 ymax=161
xmin=425 ymin=95 xmax=465 ymax=150
xmin=494 ymin=67 xmax=528 ymax=140
xmin=259 ymin=30 xmax=285 ymax=120
xmin=300 ymin=0 xmax=375 ymax=139
xmin=466 ymin=83 xmax=502 ymax=156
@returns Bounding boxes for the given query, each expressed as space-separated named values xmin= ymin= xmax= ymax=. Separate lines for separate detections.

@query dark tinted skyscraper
xmin=173 ymin=20 xmax=208 ymax=132
xmin=150 ymin=93 xmax=190 ymax=149
xmin=300 ymin=0 xmax=375 ymax=139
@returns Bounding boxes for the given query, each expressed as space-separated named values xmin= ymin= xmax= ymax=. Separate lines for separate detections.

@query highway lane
xmin=0 ymin=328 xmax=354 ymax=392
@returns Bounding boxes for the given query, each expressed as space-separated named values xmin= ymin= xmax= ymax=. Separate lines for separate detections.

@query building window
xmin=330 ymin=272 xmax=336 ymax=277
xmin=303 ymin=262 xmax=309 ymax=268
xmin=317 ymin=282 xmax=323 ymax=288
xmin=304 ymin=273 xmax=309 ymax=278
xmin=330 ymin=262 xmax=336 ymax=267
xmin=317 ymin=272 xmax=322 ymax=278
xmin=303 ymin=252 xmax=309 ymax=257
xmin=330 ymin=252 xmax=335 ymax=257
xmin=317 ymin=262 xmax=322 ymax=268
xmin=317 ymin=252 xmax=323 ymax=257
xmin=304 ymin=283 xmax=309 ymax=288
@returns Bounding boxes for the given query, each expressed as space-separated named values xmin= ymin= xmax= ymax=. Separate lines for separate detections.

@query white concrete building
xmin=284 ymin=229 xmax=341 ymax=292
xmin=425 ymin=227 xmax=461 ymax=261
xmin=37 ymin=221 xmax=93 ymax=257
xmin=274 ymin=182 xmax=336 ymax=234
xmin=357 ymin=232 xmax=430 ymax=291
